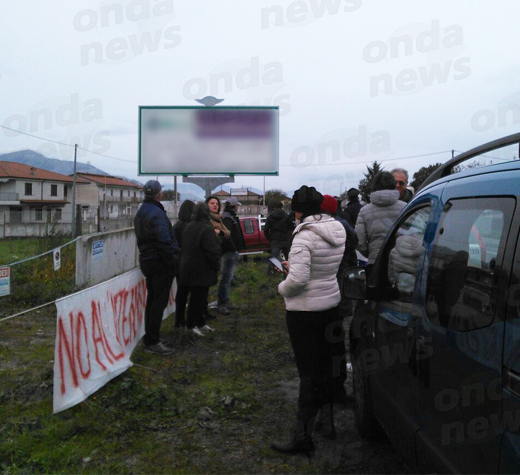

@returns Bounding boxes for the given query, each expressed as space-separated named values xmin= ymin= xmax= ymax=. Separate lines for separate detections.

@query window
xmin=426 ymin=198 xmax=515 ymax=331
xmin=243 ymin=219 xmax=254 ymax=234
xmin=382 ymin=205 xmax=431 ymax=306
xmin=64 ymin=186 xmax=68 ymax=198
xmin=25 ymin=183 xmax=33 ymax=196
xmin=10 ymin=207 xmax=22 ymax=223
xmin=133 ymin=192 xmax=136 ymax=198
xmin=54 ymin=209 xmax=62 ymax=221
xmin=110 ymin=189 xmax=113 ymax=197
xmin=35 ymin=209 xmax=43 ymax=221
xmin=51 ymin=184 xmax=58 ymax=196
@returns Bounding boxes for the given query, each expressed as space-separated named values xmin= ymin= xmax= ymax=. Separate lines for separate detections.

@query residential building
xmin=74 ymin=173 xmax=143 ymax=221
xmin=229 ymin=188 xmax=262 ymax=205
xmin=0 ymin=161 xmax=89 ymax=229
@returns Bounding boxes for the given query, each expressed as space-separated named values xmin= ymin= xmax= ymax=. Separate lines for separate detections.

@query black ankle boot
xmin=271 ymin=435 xmax=315 ymax=457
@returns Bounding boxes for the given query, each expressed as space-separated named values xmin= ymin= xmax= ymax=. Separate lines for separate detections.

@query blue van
xmin=344 ymin=132 xmax=520 ymax=473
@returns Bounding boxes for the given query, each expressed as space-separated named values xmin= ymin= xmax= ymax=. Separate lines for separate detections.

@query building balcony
xmin=102 ymin=195 xmax=140 ymax=202
xmin=0 ymin=191 xmax=20 ymax=205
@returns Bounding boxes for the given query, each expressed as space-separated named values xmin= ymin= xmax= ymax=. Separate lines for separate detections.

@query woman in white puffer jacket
xmin=271 ymin=186 xmax=346 ymax=457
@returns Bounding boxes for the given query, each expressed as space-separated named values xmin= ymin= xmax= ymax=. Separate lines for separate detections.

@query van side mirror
xmin=341 ymin=266 xmax=366 ymax=300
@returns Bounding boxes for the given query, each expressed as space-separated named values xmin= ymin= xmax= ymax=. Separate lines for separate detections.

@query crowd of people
xmin=133 ymin=168 xmax=415 ymax=455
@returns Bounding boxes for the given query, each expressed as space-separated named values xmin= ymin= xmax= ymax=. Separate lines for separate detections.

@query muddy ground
xmin=0 ymin=260 xmax=412 ymax=474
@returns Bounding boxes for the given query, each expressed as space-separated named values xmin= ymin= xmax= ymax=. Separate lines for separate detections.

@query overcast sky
xmin=1 ymin=1 xmax=519 ymax=196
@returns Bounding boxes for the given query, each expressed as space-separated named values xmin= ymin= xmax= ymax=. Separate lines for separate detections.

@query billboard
xmin=138 ymin=106 xmax=279 ymax=176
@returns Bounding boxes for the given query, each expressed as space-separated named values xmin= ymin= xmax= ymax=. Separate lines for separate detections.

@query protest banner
xmin=53 ymin=268 xmax=176 ymax=413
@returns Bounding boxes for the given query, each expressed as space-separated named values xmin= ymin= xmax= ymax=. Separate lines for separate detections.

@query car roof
xmin=417 ymin=132 xmax=520 ymax=197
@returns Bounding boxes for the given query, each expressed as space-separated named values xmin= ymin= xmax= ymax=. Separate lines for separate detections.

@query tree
xmin=264 ymin=189 xmax=289 ymax=209
xmin=161 ymin=189 xmax=181 ymax=201
xmin=358 ymin=161 xmax=383 ymax=202
xmin=410 ymin=163 xmax=442 ymax=190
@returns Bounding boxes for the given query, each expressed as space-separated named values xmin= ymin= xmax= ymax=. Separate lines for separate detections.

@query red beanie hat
xmin=321 ymin=195 xmax=337 ymax=215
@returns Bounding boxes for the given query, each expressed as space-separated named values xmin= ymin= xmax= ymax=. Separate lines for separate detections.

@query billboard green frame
xmin=138 ymin=105 xmax=279 ymax=176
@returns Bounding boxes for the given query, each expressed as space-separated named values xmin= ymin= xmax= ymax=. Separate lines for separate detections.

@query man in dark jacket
xmin=343 ymin=188 xmax=362 ymax=227
xmin=218 ymin=197 xmax=246 ymax=315
xmin=391 ymin=168 xmax=414 ymax=203
xmin=264 ymin=202 xmax=294 ymax=274
xmin=321 ymin=195 xmax=357 ymax=404
xmin=134 ymin=180 xmax=180 ymax=356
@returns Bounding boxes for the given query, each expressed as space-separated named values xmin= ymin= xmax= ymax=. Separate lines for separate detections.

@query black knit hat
xmin=291 ymin=186 xmax=323 ymax=215
xmin=347 ymin=188 xmax=359 ymax=199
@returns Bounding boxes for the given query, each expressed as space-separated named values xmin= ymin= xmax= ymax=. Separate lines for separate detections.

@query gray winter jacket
xmin=355 ymin=190 xmax=406 ymax=264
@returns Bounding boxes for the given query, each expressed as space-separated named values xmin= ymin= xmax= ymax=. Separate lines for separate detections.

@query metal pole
xmin=71 ymin=144 xmax=78 ymax=237
xmin=174 ymin=175 xmax=178 ymax=219
xmin=263 ymin=176 xmax=265 ymax=207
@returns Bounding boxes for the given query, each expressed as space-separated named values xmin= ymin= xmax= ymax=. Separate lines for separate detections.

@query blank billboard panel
xmin=139 ymin=106 xmax=279 ymax=175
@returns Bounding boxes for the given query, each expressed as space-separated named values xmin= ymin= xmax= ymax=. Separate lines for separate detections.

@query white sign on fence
xmin=92 ymin=240 xmax=104 ymax=263
xmin=53 ymin=248 xmax=61 ymax=271
xmin=0 ymin=266 xmax=10 ymax=297
xmin=53 ymin=269 xmax=176 ymax=413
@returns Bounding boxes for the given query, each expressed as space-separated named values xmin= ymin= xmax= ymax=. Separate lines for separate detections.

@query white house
xmin=74 ymin=173 xmax=143 ymax=220
xmin=0 ymin=161 xmax=89 ymax=228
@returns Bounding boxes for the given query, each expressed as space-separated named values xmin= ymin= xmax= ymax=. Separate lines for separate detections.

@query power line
xmin=0 ymin=125 xmax=136 ymax=164
xmin=279 ymin=150 xmax=453 ymax=167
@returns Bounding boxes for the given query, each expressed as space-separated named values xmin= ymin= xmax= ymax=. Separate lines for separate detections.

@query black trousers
xmin=175 ymin=283 xmax=189 ymax=327
xmin=140 ymin=259 xmax=175 ymax=346
xmin=286 ymin=307 xmax=338 ymax=427
xmin=186 ymin=286 xmax=209 ymax=329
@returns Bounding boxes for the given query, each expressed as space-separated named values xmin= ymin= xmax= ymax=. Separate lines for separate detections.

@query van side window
xmin=426 ymin=197 xmax=515 ymax=331
xmin=385 ymin=206 xmax=431 ymax=304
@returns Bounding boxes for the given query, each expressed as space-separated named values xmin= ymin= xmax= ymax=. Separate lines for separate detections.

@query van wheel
xmin=353 ymin=356 xmax=384 ymax=440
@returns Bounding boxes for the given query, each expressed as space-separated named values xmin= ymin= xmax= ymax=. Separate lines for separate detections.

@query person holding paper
xmin=271 ymin=185 xmax=345 ymax=457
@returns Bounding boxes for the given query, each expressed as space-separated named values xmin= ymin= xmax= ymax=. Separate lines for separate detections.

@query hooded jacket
xmin=355 ymin=189 xmax=406 ymax=265
xmin=178 ymin=205 xmax=221 ymax=287
xmin=278 ymin=215 xmax=346 ymax=311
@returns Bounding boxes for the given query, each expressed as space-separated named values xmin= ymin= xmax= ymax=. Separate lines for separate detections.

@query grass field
xmin=0 ymin=236 xmax=77 ymax=312
xmin=0 ymin=236 xmax=71 ymax=265
xmin=0 ymin=258 xmax=409 ymax=474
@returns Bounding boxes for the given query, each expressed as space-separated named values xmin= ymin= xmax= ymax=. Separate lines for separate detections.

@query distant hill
xmin=0 ymin=149 xmax=208 ymax=201
xmin=0 ymin=150 xmax=108 ymax=176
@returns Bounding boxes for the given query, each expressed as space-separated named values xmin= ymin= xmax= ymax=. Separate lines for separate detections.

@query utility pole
xmin=71 ymin=144 xmax=78 ymax=237
xmin=263 ymin=176 xmax=266 ymax=207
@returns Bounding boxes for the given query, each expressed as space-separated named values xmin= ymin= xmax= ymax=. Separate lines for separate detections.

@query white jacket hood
xmin=294 ymin=216 xmax=345 ymax=247
xmin=279 ymin=214 xmax=346 ymax=312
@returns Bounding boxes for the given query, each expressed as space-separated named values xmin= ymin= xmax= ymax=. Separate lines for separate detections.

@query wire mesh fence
xmin=0 ymin=235 xmax=78 ymax=315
